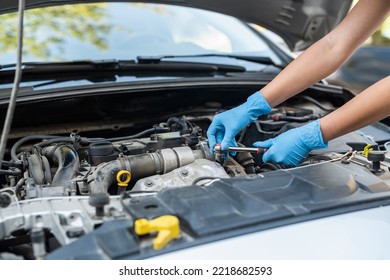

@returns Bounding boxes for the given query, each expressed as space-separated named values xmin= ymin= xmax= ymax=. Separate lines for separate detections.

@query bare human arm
xmin=260 ymin=0 xmax=390 ymax=109
xmin=321 ymin=75 xmax=390 ymax=141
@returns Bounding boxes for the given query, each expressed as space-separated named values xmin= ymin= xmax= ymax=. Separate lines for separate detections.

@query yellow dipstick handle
xmin=116 ymin=170 xmax=131 ymax=187
xmin=135 ymin=215 xmax=180 ymax=250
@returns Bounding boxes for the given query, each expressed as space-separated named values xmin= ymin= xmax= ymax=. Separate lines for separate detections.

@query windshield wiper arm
xmin=137 ymin=54 xmax=284 ymax=69
xmin=0 ymin=59 xmax=246 ymax=75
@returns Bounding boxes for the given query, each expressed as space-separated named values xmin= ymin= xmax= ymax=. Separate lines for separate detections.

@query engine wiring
xmin=107 ymin=126 xmax=169 ymax=142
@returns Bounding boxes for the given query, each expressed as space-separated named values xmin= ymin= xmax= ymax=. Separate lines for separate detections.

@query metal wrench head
xmin=213 ymin=144 xmax=225 ymax=164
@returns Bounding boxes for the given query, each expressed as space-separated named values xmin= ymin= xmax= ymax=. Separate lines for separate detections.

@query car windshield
xmin=0 ymin=2 xmax=281 ymax=65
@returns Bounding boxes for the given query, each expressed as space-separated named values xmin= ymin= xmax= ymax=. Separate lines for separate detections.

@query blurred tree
xmin=371 ymin=17 xmax=390 ymax=46
xmin=0 ymin=4 xmax=111 ymax=60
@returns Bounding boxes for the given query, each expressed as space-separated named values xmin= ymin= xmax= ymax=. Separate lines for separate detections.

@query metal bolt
xmin=180 ymin=169 xmax=189 ymax=176
xmin=145 ymin=179 xmax=154 ymax=187
xmin=68 ymin=213 xmax=77 ymax=221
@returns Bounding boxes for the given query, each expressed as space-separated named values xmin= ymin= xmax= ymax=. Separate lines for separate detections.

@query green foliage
xmin=0 ymin=4 xmax=111 ymax=60
xmin=371 ymin=17 xmax=390 ymax=46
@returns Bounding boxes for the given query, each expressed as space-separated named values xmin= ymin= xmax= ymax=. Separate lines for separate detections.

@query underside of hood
xmin=1 ymin=0 xmax=353 ymax=50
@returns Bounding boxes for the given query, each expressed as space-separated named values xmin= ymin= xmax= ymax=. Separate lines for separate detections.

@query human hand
xmin=207 ymin=91 xmax=271 ymax=153
xmin=253 ymin=119 xmax=328 ymax=166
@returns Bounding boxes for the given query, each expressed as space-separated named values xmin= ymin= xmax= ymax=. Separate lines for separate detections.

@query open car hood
xmin=0 ymin=0 xmax=352 ymax=51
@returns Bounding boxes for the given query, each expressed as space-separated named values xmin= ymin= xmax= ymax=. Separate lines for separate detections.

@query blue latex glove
xmin=253 ymin=119 xmax=328 ymax=166
xmin=207 ymin=91 xmax=271 ymax=153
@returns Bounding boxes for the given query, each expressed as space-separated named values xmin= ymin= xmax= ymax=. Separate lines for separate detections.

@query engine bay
xmin=5 ymin=104 xmax=376 ymax=198
xmin=1 ymin=86 xmax=390 ymax=259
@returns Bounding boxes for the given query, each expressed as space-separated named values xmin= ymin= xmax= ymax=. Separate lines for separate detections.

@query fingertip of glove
xmin=253 ymin=139 xmax=273 ymax=148
xmin=252 ymin=141 xmax=261 ymax=147
xmin=208 ymin=138 xmax=216 ymax=154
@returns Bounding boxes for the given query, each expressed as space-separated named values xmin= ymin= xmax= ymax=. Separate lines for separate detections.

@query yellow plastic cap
xmin=134 ymin=215 xmax=180 ymax=250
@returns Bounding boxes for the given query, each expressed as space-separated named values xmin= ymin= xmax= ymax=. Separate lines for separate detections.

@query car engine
xmin=3 ymin=105 xmax=340 ymax=198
